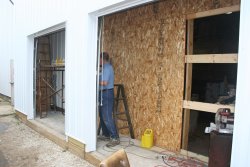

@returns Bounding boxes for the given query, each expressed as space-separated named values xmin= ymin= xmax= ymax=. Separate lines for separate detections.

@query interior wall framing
xmin=102 ymin=0 xmax=240 ymax=151
xmin=183 ymin=6 xmax=240 ymax=151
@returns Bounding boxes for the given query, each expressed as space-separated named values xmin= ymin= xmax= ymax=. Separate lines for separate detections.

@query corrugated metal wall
xmin=50 ymin=30 xmax=65 ymax=108
xmin=12 ymin=0 xmax=126 ymax=152
xmin=14 ymin=0 xmax=68 ymax=116
xmin=0 ymin=1 xmax=14 ymax=97
xmin=50 ymin=31 xmax=65 ymax=62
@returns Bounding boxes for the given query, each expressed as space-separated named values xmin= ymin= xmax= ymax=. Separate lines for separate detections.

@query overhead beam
xmin=185 ymin=54 xmax=238 ymax=63
xmin=183 ymin=100 xmax=235 ymax=113
xmin=186 ymin=5 xmax=240 ymax=20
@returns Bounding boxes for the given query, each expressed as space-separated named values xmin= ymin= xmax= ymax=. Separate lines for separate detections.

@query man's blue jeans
xmin=99 ymin=89 xmax=119 ymax=139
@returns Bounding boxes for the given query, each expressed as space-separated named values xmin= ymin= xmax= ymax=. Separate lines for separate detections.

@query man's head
xmin=100 ymin=52 xmax=109 ymax=65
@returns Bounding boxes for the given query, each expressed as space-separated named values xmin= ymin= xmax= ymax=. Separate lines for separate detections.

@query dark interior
xmin=187 ymin=12 xmax=239 ymax=156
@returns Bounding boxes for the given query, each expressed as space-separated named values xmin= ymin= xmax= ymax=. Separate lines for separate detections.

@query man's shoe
xmin=106 ymin=138 xmax=120 ymax=147
xmin=98 ymin=135 xmax=110 ymax=141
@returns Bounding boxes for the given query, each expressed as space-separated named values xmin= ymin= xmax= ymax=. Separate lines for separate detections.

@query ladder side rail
xmin=120 ymin=85 xmax=135 ymax=139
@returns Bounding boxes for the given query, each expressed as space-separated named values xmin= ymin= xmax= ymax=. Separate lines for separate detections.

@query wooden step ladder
xmin=114 ymin=84 xmax=135 ymax=139
xmin=97 ymin=84 xmax=135 ymax=139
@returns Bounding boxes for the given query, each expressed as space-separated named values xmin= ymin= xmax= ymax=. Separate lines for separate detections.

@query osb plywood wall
xmin=103 ymin=0 xmax=240 ymax=151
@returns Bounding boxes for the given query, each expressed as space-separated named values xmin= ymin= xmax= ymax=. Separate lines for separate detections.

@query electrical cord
xmin=161 ymin=155 xmax=206 ymax=167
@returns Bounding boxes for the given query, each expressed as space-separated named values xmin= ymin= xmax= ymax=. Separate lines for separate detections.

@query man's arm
xmin=100 ymin=81 xmax=108 ymax=86
xmin=100 ymin=65 xmax=110 ymax=86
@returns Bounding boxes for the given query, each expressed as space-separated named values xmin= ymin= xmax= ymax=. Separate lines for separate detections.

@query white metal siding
xmin=0 ymin=1 xmax=14 ymax=97
xmin=12 ymin=0 xmax=127 ymax=152
xmin=13 ymin=0 xmax=68 ymax=115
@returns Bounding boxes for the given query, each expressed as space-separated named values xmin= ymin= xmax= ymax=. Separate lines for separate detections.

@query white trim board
xmin=33 ymin=22 xmax=66 ymax=38
xmin=90 ymin=0 xmax=154 ymax=17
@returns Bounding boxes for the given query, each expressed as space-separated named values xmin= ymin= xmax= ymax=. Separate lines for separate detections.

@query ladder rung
xmin=115 ymin=98 xmax=125 ymax=100
xmin=39 ymin=51 xmax=49 ymax=53
xmin=115 ymin=112 xmax=126 ymax=115
xmin=117 ymin=118 xmax=128 ymax=121
xmin=118 ymin=126 xmax=129 ymax=130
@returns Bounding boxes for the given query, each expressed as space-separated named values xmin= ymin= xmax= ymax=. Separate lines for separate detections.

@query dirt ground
xmin=0 ymin=99 xmax=94 ymax=167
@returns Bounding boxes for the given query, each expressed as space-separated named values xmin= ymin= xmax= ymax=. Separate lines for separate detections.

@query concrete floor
xmin=0 ymin=98 xmax=93 ymax=167
xmin=35 ymin=111 xmax=65 ymax=135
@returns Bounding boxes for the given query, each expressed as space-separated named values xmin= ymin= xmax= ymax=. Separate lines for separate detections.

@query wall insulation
xmin=103 ymin=0 xmax=240 ymax=151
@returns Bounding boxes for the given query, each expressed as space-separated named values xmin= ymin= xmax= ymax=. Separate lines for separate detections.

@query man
xmin=99 ymin=52 xmax=120 ymax=147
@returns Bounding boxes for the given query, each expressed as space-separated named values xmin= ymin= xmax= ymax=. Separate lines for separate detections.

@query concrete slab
xmin=35 ymin=111 xmax=65 ymax=135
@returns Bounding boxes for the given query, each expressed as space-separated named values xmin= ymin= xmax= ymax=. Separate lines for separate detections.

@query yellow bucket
xmin=141 ymin=129 xmax=153 ymax=148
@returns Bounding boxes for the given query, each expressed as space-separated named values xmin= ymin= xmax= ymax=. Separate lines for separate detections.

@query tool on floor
xmin=141 ymin=129 xmax=153 ymax=148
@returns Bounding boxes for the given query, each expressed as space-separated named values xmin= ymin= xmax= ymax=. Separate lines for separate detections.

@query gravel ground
xmin=0 ymin=99 xmax=94 ymax=167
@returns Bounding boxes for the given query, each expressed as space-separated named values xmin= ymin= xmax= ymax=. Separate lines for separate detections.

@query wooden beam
xmin=185 ymin=54 xmax=238 ymax=63
xmin=182 ymin=20 xmax=194 ymax=150
xmin=183 ymin=100 xmax=235 ymax=113
xmin=186 ymin=5 xmax=240 ymax=20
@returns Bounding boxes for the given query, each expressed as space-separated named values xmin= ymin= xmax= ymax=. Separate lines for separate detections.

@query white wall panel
xmin=0 ymin=1 xmax=14 ymax=97
xmin=12 ymin=0 xmax=127 ymax=152
xmin=13 ymin=0 xmax=68 ymax=115
xmin=63 ymin=0 xmax=127 ymax=152
xmin=231 ymin=0 xmax=250 ymax=166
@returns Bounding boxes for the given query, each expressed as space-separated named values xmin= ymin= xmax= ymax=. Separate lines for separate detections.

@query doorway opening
xmin=34 ymin=29 xmax=65 ymax=135
xmin=183 ymin=12 xmax=239 ymax=156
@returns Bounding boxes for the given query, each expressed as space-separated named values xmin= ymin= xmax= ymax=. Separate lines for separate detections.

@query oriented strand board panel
xmin=103 ymin=0 xmax=240 ymax=151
